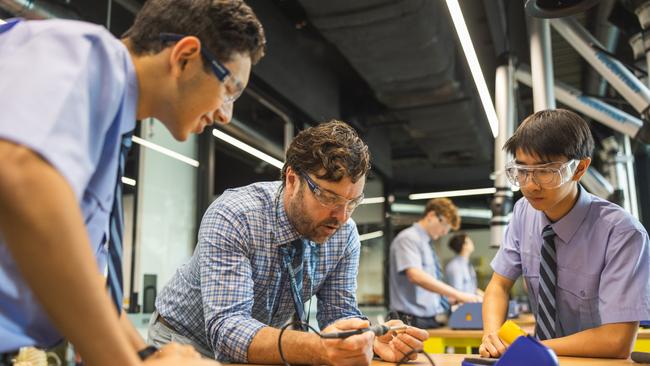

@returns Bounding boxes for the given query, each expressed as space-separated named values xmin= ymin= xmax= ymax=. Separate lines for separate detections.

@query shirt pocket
xmin=520 ymin=248 xmax=540 ymax=313
xmin=557 ymin=267 xmax=600 ymax=330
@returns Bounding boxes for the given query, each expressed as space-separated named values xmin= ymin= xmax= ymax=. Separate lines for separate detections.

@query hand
xmin=320 ymin=318 xmax=374 ymax=366
xmin=373 ymin=319 xmax=429 ymax=362
xmin=144 ymin=355 xmax=220 ymax=366
xmin=456 ymin=292 xmax=483 ymax=303
xmin=479 ymin=331 xmax=508 ymax=358
xmin=149 ymin=342 xmax=201 ymax=360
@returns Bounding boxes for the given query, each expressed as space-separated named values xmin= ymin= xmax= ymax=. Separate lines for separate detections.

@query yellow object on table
xmin=498 ymin=320 xmax=528 ymax=345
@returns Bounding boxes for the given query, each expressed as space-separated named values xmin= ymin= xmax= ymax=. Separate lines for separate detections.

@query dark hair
xmin=123 ymin=0 xmax=266 ymax=65
xmin=423 ymin=198 xmax=460 ymax=231
xmin=448 ymin=232 xmax=468 ymax=254
xmin=504 ymin=109 xmax=594 ymax=161
xmin=281 ymin=120 xmax=371 ymax=184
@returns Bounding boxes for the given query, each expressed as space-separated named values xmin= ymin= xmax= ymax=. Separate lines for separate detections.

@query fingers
xmin=390 ymin=334 xmax=421 ymax=360
xmin=403 ymin=326 xmax=429 ymax=341
xmin=333 ymin=318 xmax=370 ymax=330
xmin=480 ymin=333 xmax=507 ymax=358
xmin=322 ymin=331 xmax=374 ymax=366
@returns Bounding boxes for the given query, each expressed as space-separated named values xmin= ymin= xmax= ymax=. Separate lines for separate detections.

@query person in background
xmin=389 ymin=198 xmax=483 ymax=329
xmin=480 ymin=109 xmax=650 ymax=359
xmin=0 ymin=1 xmax=265 ymax=365
xmin=445 ymin=233 xmax=483 ymax=296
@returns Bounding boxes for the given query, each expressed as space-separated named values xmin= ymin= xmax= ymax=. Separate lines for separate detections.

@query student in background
xmin=389 ymin=198 xmax=482 ymax=329
xmin=445 ymin=233 xmax=483 ymax=296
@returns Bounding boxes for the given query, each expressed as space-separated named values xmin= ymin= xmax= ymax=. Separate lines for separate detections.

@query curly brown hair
xmin=281 ymin=120 xmax=371 ymax=184
xmin=123 ymin=0 xmax=266 ymax=65
xmin=423 ymin=198 xmax=460 ymax=231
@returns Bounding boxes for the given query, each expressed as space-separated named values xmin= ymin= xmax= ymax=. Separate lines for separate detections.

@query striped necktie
xmin=431 ymin=246 xmax=451 ymax=313
xmin=536 ymin=225 xmax=558 ymax=340
xmin=107 ymin=132 xmax=133 ymax=313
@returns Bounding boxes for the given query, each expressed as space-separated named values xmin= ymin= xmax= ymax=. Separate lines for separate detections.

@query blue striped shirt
xmin=155 ymin=181 xmax=364 ymax=362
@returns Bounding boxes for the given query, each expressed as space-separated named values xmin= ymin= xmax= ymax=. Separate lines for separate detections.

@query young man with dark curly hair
xmin=480 ymin=109 xmax=650 ymax=359
xmin=0 ymin=1 xmax=265 ymax=365
xmin=389 ymin=198 xmax=482 ymax=329
xmin=151 ymin=120 xmax=429 ymax=365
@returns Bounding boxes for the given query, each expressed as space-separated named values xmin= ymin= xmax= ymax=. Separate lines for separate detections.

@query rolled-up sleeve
xmin=316 ymin=226 xmax=365 ymax=329
xmin=491 ymin=202 xmax=523 ymax=281
xmin=199 ymin=209 xmax=265 ymax=362
xmin=0 ymin=22 xmax=124 ymax=201
xmin=599 ymin=228 xmax=650 ymax=324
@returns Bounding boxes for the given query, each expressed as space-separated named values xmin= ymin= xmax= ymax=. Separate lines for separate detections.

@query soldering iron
xmin=320 ymin=324 xmax=408 ymax=339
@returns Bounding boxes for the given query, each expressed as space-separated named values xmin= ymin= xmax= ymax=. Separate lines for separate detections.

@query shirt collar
xmin=542 ymin=184 xmax=592 ymax=244
xmin=413 ymin=223 xmax=432 ymax=243
xmin=272 ymin=185 xmax=302 ymax=247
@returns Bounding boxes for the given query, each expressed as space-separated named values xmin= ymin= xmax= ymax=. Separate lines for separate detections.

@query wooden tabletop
xmin=427 ymin=324 xmax=650 ymax=340
xmin=371 ymin=353 xmax=635 ymax=366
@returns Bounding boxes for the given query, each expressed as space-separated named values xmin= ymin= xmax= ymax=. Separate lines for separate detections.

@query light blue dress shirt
xmin=0 ymin=18 xmax=137 ymax=351
xmin=389 ymin=223 xmax=446 ymax=317
xmin=492 ymin=185 xmax=650 ymax=337
xmin=445 ymin=256 xmax=478 ymax=294
xmin=155 ymin=181 xmax=365 ymax=362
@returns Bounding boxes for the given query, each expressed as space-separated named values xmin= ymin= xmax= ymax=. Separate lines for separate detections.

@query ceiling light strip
xmin=445 ymin=0 xmax=499 ymax=138
xmin=132 ymin=136 xmax=199 ymax=168
xmin=213 ymin=129 xmax=284 ymax=169
xmin=409 ymin=187 xmax=497 ymax=200
xmin=359 ymin=230 xmax=384 ymax=242
xmin=360 ymin=196 xmax=386 ymax=205
xmin=121 ymin=177 xmax=136 ymax=186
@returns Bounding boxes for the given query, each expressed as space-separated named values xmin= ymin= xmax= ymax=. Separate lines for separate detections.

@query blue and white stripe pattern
xmin=536 ymin=225 xmax=557 ymax=340
xmin=107 ymin=131 xmax=133 ymax=313
xmin=155 ymin=181 xmax=364 ymax=362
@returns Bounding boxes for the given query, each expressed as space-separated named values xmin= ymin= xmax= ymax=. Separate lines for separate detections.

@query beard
xmin=287 ymin=184 xmax=341 ymax=244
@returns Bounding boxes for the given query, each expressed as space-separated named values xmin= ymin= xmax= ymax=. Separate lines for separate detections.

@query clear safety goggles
xmin=505 ymin=159 xmax=579 ymax=189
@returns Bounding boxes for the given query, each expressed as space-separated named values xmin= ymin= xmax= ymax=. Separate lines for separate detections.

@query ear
xmin=167 ymin=36 xmax=202 ymax=77
xmin=572 ymin=157 xmax=592 ymax=181
xmin=285 ymin=166 xmax=299 ymax=194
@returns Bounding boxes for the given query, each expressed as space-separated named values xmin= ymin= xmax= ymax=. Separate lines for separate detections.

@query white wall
xmin=133 ymin=119 xmax=199 ymax=306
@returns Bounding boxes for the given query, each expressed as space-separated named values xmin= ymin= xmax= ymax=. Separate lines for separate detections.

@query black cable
xmin=396 ymin=348 xmax=436 ymax=366
xmin=277 ymin=320 xmax=321 ymax=366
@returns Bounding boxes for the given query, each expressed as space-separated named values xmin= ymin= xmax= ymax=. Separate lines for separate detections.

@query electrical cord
xmin=396 ymin=348 xmax=436 ymax=366
xmin=278 ymin=320 xmax=321 ymax=366
xmin=277 ymin=321 xmax=435 ymax=366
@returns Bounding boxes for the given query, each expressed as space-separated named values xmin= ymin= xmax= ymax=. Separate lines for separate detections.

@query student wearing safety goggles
xmin=480 ymin=109 xmax=650 ymax=359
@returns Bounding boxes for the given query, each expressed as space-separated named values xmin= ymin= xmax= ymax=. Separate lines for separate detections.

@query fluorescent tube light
xmin=409 ymin=187 xmax=497 ymax=200
xmin=359 ymin=230 xmax=384 ymax=242
xmin=445 ymin=0 xmax=499 ymax=138
xmin=132 ymin=136 xmax=199 ymax=168
xmin=121 ymin=177 xmax=136 ymax=186
xmin=360 ymin=196 xmax=386 ymax=205
xmin=213 ymin=129 xmax=284 ymax=169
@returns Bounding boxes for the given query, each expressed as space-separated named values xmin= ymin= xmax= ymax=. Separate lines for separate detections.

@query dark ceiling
xmin=2 ymin=0 xmax=645 ymax=208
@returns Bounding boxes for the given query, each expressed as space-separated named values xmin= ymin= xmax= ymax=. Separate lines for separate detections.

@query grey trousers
xmin=147 ymin=310 xmax=214 ymax=359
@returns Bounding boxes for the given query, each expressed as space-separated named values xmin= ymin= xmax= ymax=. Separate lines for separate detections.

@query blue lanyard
xmin=279 ymin=239 xmax=308 ymax=330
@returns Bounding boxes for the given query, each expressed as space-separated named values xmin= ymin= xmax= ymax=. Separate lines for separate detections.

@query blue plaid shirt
xmin=155 ymin=181 xmax=364 ymax=362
